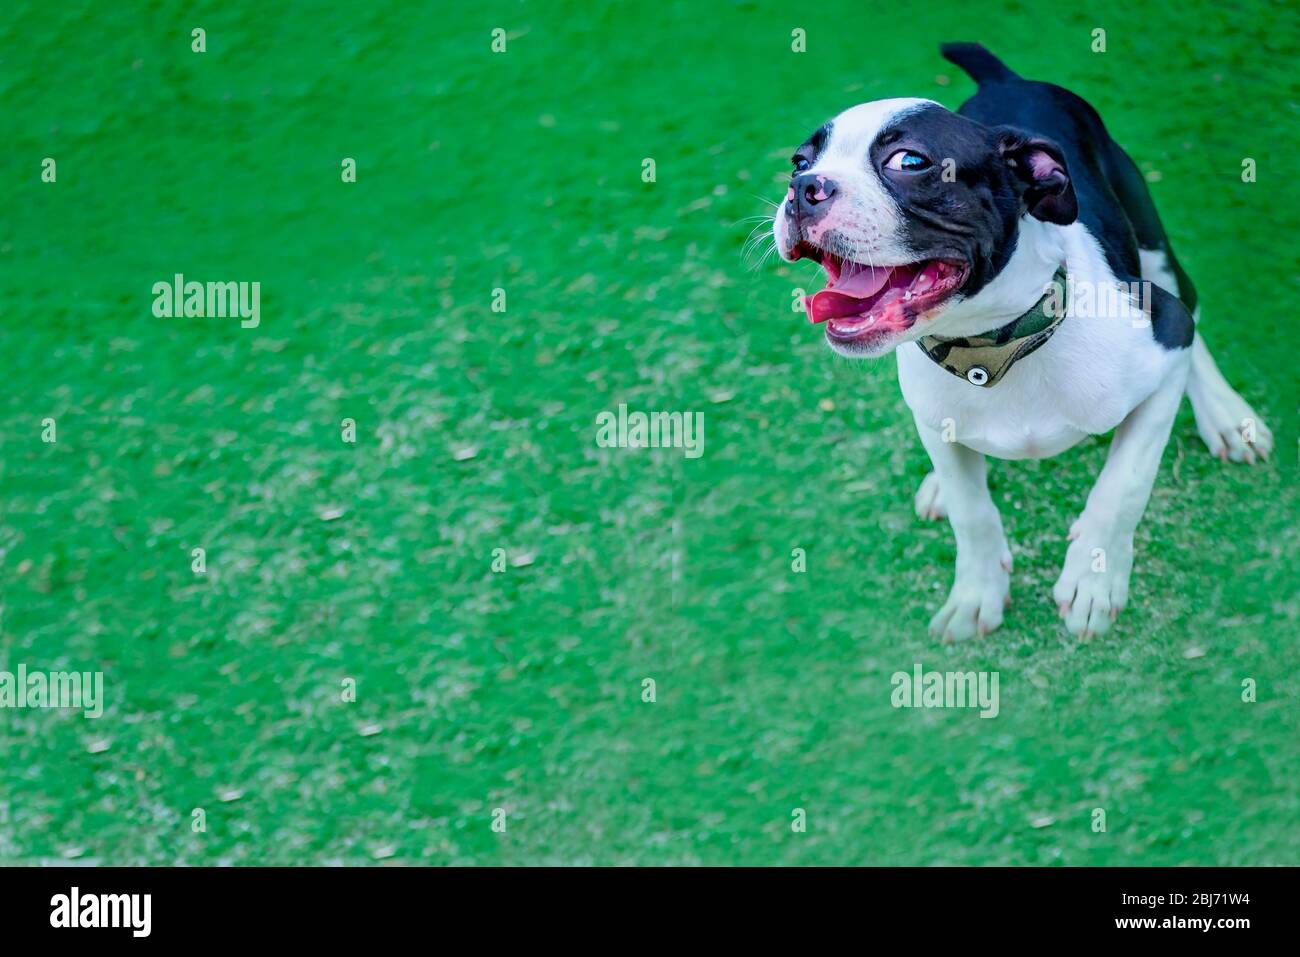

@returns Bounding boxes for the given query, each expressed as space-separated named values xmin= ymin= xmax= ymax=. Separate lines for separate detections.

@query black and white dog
xmin=773 ymin=43 xmax=1272 ymax=640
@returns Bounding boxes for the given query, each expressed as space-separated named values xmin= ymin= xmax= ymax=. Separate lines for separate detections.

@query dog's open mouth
xmin=794 ymin=243 xmax=968 ymax=346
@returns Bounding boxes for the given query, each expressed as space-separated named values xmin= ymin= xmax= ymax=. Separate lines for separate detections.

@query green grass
xmin=1 ymin=0 xmax=1296 ymax=865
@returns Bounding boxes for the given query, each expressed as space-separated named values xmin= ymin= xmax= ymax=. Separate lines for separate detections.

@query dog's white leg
xmin=914 ymin=470 xmax=946 ymax=521
xmin=1187 ymin=331 xmax=1273 ymax=464
xmin=915 ymin=420 xmax=1012 ymax=640
xmin=1053 ymin=366 xmax=1188 ymax=638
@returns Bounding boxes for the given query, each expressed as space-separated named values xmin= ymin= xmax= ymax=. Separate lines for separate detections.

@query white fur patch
xmin=1138 ymin=247 xmax=1178 ymax=296
xmin=897 ymin=219 xmax=1188 ymax=458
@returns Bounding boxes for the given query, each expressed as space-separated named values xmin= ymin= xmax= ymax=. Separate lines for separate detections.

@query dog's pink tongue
xmin=804 ymin=266 xmax=892 ymax=324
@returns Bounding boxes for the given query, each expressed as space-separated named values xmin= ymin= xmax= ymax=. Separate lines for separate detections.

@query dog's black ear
xmin=995 ymin=128 xmax=1077 ymax=225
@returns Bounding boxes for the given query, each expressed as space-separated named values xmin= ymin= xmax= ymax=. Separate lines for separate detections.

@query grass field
xmin=1 ymin=0 xmax=1297 ymax=865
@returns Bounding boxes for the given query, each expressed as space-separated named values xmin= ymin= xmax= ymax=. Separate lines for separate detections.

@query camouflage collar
xmin=916 ymin=267 xmax=1069 ymax=387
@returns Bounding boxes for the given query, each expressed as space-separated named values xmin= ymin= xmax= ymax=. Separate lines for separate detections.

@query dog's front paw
xmin=914 ymin=471 xmax=947 ymax=521
xmin=929 ymin=564 xmax=1010 ymax=641
xmin=1052 ymin=533 xmax=1134 ymax=639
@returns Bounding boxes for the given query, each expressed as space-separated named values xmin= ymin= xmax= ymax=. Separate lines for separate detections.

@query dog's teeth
xmin=904 ymin=290 xmax=913 ymax=302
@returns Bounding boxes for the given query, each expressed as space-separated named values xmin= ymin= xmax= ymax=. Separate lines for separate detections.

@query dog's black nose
xmin=791 ymin=172 xmax=837 ymax=218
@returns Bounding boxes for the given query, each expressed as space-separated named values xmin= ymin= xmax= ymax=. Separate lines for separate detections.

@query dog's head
xmin=773 ymin=98 xmax=1076 ymax=357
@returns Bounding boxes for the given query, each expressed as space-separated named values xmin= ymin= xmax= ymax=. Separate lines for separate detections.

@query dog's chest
xmin=895 ymin=315 xmax=1166 ymax=459
xmin=898 ymin=362 xmax=1091 ymax=457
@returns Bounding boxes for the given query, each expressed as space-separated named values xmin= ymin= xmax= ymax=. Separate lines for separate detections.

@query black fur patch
xmin=793 ymin=122 xmax=832 ymax=167
xmin=945 ymin=43 xmax=1196 ymax=350
xmin=1147 ymin=284 xmax=1195 ymax=349
xmin=869 ymin=104 xmax=1027 ymax=300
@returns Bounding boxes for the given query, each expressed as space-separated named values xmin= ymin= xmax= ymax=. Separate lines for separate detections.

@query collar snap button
xmin=966 ymin=366 xmax=990 ymax=386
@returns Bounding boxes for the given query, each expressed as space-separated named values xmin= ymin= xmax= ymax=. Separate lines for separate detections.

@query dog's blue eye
xmin=792 ymin=156 xmax=811 ymax=173
xmin=885 ymin=149 xmax=931 ymax=172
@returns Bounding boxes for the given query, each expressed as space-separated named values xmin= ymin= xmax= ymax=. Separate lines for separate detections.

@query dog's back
xmin=941 ymin=43 xmax=1153 ymax=287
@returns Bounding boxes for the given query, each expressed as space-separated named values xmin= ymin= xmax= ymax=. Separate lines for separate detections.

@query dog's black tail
xmin=940 ymin=43 xmax=1018 ymax=84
